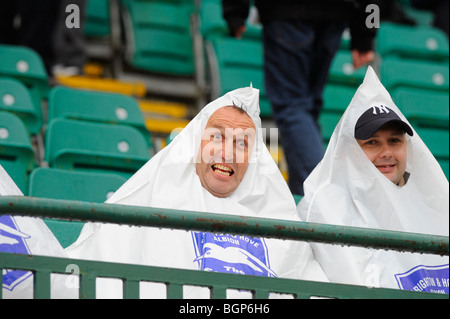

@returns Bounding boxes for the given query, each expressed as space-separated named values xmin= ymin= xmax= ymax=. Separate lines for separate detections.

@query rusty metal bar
xmin=0 ymin=196 xmax=448 ymax=256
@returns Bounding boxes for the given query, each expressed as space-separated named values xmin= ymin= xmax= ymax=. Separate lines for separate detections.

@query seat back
xmin=416 ymin=127 xmax=449 ymax=179
xmin=0 ymin=77 xmax=42 ymax=135
xmin=29 ymin=167 xmax=126 ymax=203
xmin=0 ymin=111 xmax=35 ymax=193
xmin=45 ymin=118 xmax=150 ymax=177
xmin=122 ymin=0 xmax=196 ymax=76
xmin=328 ymin=51 xmax=368 ymax=86
xmin=28 ymin=167 xmax=127 ymax=248
xmin=84 ymin=0 xmax=111 ymax=37
xmin=392 ymin=88 xmax=449 ymax=129
xmin=381 ymin=57 xmax=449 ymax=92
xmin=206 ymin=34 xmax=271 ymax=117
xmin=376 ymin=22 xmax=449 ymax=63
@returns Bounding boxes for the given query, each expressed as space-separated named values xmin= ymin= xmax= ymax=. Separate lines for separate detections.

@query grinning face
xmin=196 ymin=106 xmax=256 ymax=198
xmin=356 ymin=122 xmax=408 ymax=186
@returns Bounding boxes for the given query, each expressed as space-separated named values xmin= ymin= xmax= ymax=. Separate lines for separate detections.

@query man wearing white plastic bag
xmin=0 ymin=165 xmax=77 ymax=298
xmin=298 ymin=67 xmax=449 ymax=293
xmin=66 ymin=86 xmax=328 ymax=298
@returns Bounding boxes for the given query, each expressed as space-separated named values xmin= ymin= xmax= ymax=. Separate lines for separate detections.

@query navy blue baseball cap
xmin=355 ymin=106 xmax=413 ymax=140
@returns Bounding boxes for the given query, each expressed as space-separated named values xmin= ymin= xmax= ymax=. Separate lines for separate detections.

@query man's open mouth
xmin=211 ymin=164 xmax=234 ymax=177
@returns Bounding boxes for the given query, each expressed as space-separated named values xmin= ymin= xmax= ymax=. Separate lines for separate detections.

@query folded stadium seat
xmin=121 ymin=0 xmax=196 ymax=76
xmin=376 ymin=22 xmax=449 ymax=64
xmin=318 ymin=112 xmax=341 ymax=148
xmin=28 ymin=167 xmax=127 ymax=247
xmin=84 ymin=0 xmax=111 ymax=38
xmin=206 ymin=35 xmax=272 ymax=117
xmin=0 ymin=111 xmax=36 ymax=194
xmin=392 ymin=88 xmax=449 ymax=129
xmin=45 ymin=118 xmax=150 ymax=178
xmin=199 ymin=0 xmax=270 ymax=117
xmin=328 ymin=50 xmax=368 ymax=87
xmin=0 ymin=44 xmax=50 ymax=129
xmin=380 ymin=57 xmax=449 ymax=93
xmin=322 ymin=84 xmax=356 ymax=115
xmin=0 ymin=77 xmax=42 ymax=135
xmin=48 ymin=86 xmax=153 ymax=149
xmin=415 ymin=127 xmax=449 ymax=179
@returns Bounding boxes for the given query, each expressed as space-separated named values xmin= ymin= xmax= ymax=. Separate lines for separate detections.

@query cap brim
xmin=355 ymin=118 xmax=413 ymax=140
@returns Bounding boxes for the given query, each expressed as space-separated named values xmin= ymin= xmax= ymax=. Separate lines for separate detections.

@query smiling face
xmin=196 ymin=106 xmax=256 ymax=198
xmin=356 ymin=122 xmax=408 ymax=185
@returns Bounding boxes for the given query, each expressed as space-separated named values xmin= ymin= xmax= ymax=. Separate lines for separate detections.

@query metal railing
xmin=1 ymin=196 xmax=448 ymax=299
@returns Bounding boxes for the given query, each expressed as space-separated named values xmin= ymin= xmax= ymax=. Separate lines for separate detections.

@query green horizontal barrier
xmin=1 ymin=196 xmax=448 ymax=255
xmin=0 ymin=196 xmax=448 ymax=299
xmin=0 ymin=252 xmax=445 ymax=299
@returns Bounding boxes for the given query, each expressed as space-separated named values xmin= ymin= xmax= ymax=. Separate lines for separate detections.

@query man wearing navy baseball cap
xmin=354 ymin=105 xmax=413 ymax=186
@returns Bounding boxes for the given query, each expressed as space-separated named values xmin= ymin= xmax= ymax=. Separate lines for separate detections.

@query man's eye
xmin=212 ymin=133 xmax=222 ymax=140
xmin=237 ymin=139 xmax=246 ymax=148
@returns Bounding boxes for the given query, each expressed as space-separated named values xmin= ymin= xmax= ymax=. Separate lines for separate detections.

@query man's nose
xmin=379 ymin=143 xmax=392 ymax=158
xmin=222 ymin=139 xmax=234 ymax=163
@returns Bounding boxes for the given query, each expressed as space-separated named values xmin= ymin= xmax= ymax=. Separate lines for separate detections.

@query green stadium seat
xmin=28 ymin=167 xmax=127 ymax=247
xmin=45 ymin=118 xmax=150 ymax=177
xmin=416 ymin=127 xmax=449 ymax=179
xmin=200 ymin=0 xmax=269 ymax=116
xmin=205 ymin=34 xmax=272 ymax=117
xmin=48 ymin=86 xmax=153 ymax=148
xmin=29 ymin=167 xmax=127 ymax=202
xmin=0 ymin=77 xmax=42 ymax=135
xmin=376 ymin=22 xmax=449 ymax=63
xmin=380 ymin=57 xmax=449 ymax=92
xmin=84 ymin=0 xmax=111 ymax=37
xmin=323 ymin=84 xmax=356 ymax=114
xmin=416 ymin=127 xmax=449 ymax=160
xmin=0 ymin=44 xmax=50 ymax=119
xmin=121 ymin=0 xmax=196 ymax=76
xmin=319 ymin=112 xmax=341 ymax=145
xmin=392 ymin=88 xmax=449 ymax=129
xmin=328 ymin=50 xmax=368 ymax=86
xmin=0 ymin=111 xmax=36 ymax=194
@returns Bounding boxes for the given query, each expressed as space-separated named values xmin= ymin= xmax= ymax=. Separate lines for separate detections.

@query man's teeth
xmin=212 ymin=164 xmax=233 ymax=176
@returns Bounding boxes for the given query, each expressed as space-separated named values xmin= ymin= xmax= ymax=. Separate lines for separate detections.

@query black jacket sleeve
xmin=349 ymin=0 xmax=380 ymax=52
xmin=222 ymin=0 xmax=251 ymax=36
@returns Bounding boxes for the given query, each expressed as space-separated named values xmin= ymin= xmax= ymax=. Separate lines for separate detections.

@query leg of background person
xmin=432 ymin=0 xmax=449 ymax=37
xmin=53 ymin=0 xmax=87 ymax=74
xmin=310 ymin=22 xmax=346 ymax=122
xmin=0 ymin=1 xmax=18 ymax=44
xmin=263 ymin=20 xmax=325 ymax=196
xmin=17 ymin=0 xmax=59 ymax=75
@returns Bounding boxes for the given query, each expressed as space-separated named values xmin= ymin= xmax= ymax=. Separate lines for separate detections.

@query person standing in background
xmin=222 ymin=0 xmax=378 ymax=195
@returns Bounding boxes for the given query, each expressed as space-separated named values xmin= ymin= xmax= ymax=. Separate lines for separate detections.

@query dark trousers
xmin=0 ymin=0 xmax=59 ymax=75
xmin=263 ymin=20 xmax=345 ymax=195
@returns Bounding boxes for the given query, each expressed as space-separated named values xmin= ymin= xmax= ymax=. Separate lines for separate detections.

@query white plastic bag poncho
xmin=66 ymin=87 xmax=328 ymax=298
xmin=298 ymin=67 xmax=449 ymax=293
xmin=1 ymin=165 xmax=77 ymax=299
